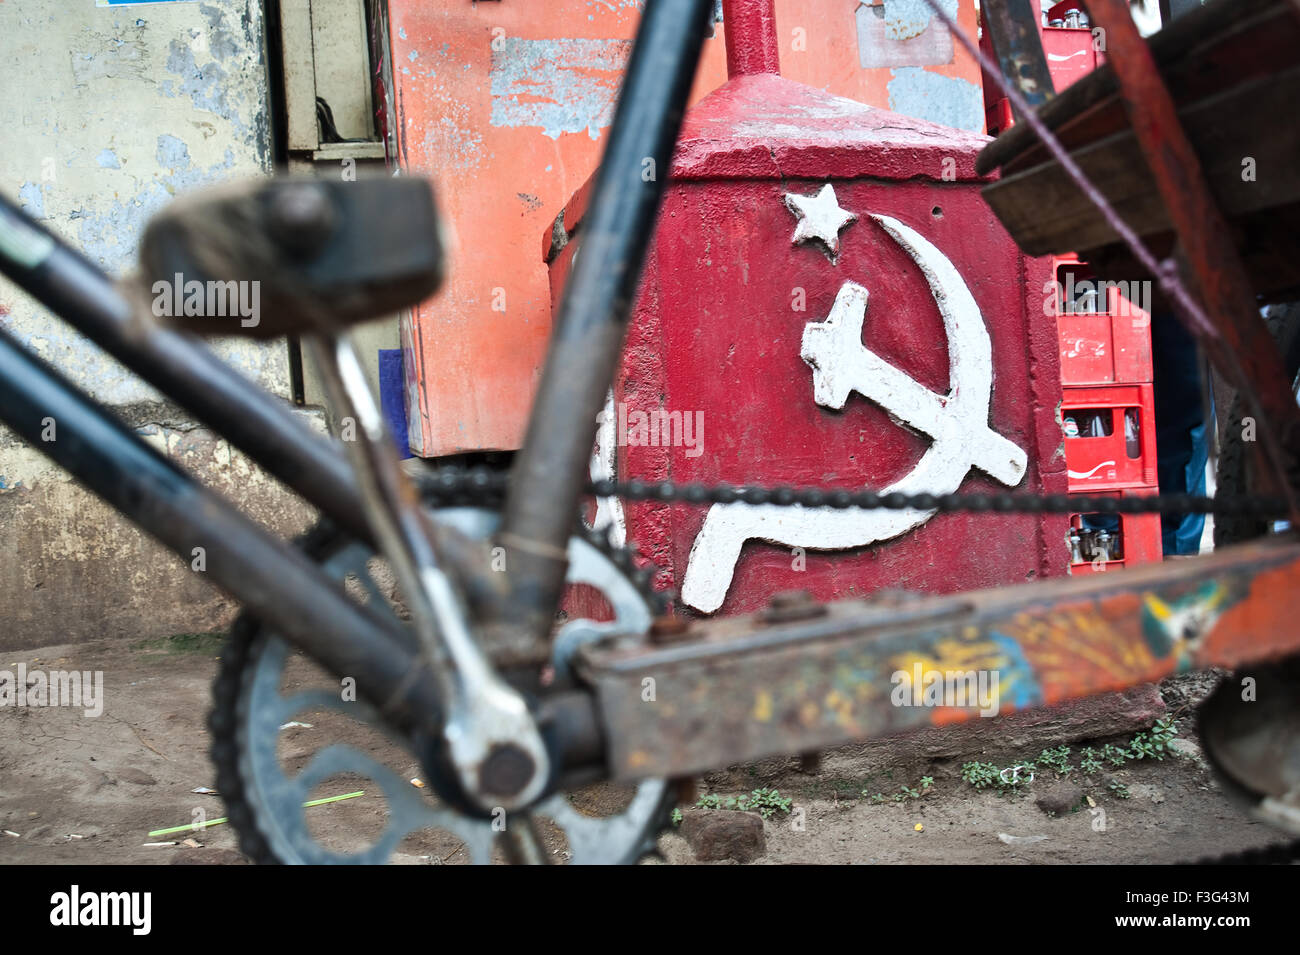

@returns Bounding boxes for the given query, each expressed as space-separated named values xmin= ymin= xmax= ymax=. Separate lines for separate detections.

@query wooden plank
xmin=281 ymin=0 xmax=319 ymax=153
xmin=977 ymin=0 xmax=1294 ymax=175
xmin=982 ymin=66 xmax=1300 ymax=256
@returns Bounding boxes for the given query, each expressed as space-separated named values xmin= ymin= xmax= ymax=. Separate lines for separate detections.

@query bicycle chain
xmin=413 ymin=465 xmax=1289 ymax=518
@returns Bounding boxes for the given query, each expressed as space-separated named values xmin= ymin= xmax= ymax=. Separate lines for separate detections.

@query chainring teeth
xmin=210 ymin=494 xmax=673 ymax=864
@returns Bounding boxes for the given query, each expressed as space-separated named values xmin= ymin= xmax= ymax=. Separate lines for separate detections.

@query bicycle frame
xmin=2 ymin=0 xmax=1300 ymax=789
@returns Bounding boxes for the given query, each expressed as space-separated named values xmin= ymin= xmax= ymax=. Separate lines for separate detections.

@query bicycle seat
xmin=137 ymin=176 xmax=445 ymax=339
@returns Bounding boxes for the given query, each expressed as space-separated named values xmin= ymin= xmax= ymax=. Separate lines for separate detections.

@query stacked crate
xmin=981 ymin=3 xmax=1162 ymax=573
xmin=1054 ymin=256 xmax=1162 ymax=573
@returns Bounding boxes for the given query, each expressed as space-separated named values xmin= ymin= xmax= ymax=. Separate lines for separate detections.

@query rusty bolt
xmin=478 ymin=743 xmax=536 ymax=799
xmin=649 ymin=613 xmax=692 ymax=643
xmin=762 ymin=589 xmax=827 ymax=623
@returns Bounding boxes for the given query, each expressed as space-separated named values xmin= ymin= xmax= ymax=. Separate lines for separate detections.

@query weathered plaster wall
xmin=0 ymin=1 xmax=319 ymax=651
xmin=0 ymin=415 xmax=322 ymax=652
xmin=2 ymin=0 xmax=283 ymax=405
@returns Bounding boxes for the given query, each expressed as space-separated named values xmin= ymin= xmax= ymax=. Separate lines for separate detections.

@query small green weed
xmin=695 ymin=787 xmax=793 ymax=819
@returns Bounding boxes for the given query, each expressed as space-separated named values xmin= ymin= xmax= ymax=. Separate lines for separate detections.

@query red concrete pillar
xmin=549 ymin=58 xmax=1068 ymax=617
xmin=722 ymin=0 xmax=780 ymax=77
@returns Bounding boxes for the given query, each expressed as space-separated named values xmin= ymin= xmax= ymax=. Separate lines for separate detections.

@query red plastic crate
xmin=1068 ymin=487 xmax=1163 ymax=574
xmin=1062 ymin=383 xmax=1158 ymax=491
xmin=1040 ymin=4 xmax=1104 ymax=92
xmin=979 ymin=2 xmax=1104 ymax=136
xmin=1053 ymin=255 xmax=1153 ymax=385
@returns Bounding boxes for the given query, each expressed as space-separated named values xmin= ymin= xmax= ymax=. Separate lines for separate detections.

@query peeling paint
xmin=17 ymin=183 xmax=45 ymax=219
xmin=421 ymin=104 xmax=484 ymax=171
xmin=157 ymin=1 xmax=262 ymax=135
xmin=887 ymin=67 xmax=983 ymax=133
xmin=71 ymin=36 xmax=149 ymax=85
xmin=1 ymin=1 xmax=280 ymax=408
xmin=856 ymin=0 xmax=958 ymax=69
xmin=0 ymin=0 xmax=302 ymax=649
xmin=162 ymin=40 xmax=238 ymax=130
xmin=75 ymin=135 xmax=235 ymax=276
xmin=585 ymin=0 xmax=647 ymax=12
xmin=882 ymin=0 xmax=957 ymax=41
xmin=489 ymin=38 xmax=630 ymax=140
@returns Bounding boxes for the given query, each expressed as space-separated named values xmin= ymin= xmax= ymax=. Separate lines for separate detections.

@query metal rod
xmin=304 ymin=335 xmax=456 ymax=695
xmin=581 ymin=535 xmax=1300 ymax=780
xmin=499 ymin=0 xmax=713 ymax=645
xmin=307 ymin=334 xmax=553 ymax=809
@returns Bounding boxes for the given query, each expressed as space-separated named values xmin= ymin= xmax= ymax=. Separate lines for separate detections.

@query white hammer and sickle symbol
xmin=680 ymin=214 xmax=1028 ymax=614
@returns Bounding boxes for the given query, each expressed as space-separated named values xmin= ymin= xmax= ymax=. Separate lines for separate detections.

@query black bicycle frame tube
xmin=499 ymin=0 xmax=713 ymax=641
xmin=0 ymin=324 xmax=441 ymax=735
xmin=0 ymin=196 xmax=372 ymax=544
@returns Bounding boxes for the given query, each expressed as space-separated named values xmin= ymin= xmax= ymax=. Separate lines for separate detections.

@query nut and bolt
xmin=649 ymin=613 xmax=692 ymax=643
xmin=478 ymin=743 xmax=536 ymax=798
xmin=762 ymin=589 xmax=827 ymax=623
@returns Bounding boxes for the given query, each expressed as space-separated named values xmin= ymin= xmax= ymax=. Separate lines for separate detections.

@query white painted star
xmin=784 ymin=184 xmax=857 ymax=256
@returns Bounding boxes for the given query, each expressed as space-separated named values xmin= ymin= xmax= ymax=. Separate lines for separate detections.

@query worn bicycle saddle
xmin=137 ymin=176 xmax=445 ymax=339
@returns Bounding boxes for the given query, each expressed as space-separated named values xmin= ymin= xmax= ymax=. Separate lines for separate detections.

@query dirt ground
xmin=0 ymin=634 xmax=1290 ymax=865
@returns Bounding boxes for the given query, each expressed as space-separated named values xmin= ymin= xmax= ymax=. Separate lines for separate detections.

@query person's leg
xmin=1151 ymin=308 xmax=1207 ymax=555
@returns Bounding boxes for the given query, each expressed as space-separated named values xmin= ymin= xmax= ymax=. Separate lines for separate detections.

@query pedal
xmin=137 ymin=177 xmax=445 ymax=339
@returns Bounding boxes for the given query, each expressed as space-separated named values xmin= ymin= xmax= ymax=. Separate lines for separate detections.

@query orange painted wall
xmin=382 ymin=1 xmax=983 ymax=455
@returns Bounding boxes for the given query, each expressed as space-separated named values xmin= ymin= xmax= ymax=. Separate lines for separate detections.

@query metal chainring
xmin=210 ymin=505 xmax=674 ymax=864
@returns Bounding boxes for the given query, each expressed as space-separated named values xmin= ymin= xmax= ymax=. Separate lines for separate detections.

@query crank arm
xmin=306 ymin=334 xmax=551 ymax=811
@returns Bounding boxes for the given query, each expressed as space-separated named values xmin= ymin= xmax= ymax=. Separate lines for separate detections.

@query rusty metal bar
xmin=579 ymin=536 xmax=1300 ymax=780
xmin=1081 ymin=0 xmax=1300 ymax=509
